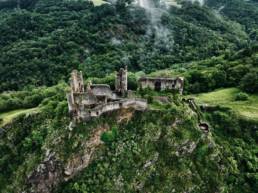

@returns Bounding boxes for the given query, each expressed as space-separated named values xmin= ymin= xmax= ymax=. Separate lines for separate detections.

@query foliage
xmin=0 ymin=113 xmax=47 ymax=192
xmin=23 ymin=129 xmax=46 ymax=152
xmin=205 ymin=109 xmax=258 ymax=193
xmin=0 ymin=87 xmax=70 ymax=192
xmin=0 ymin=83 xmax=67 ymax=113
xmin=193 ymin=88 xmax=258 ymax=121
xmin=240 ymin=71 xmax=258 ymax=94
xmin=0 ymin=1 xmax=258 ymax=193
xmin=0 ymin=108 xmax=38 ymax=126
xmin=0 ymin=0 xmax=257 ymax=91
xmin=235 ymin=92 xmax=249 ymax=101
xmin=58 ymin=105 xmax=211 ymax=193
xmin=101 ymin=127 xmax=118 ymax=144
xmin=0 ymin=83 xmax=257 ymax=193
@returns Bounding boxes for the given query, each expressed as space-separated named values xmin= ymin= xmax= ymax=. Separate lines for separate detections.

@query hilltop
xmin=0 ymin=83 xmax=257 ymax=192
xmin=0 ymin=66 xmax=257 ymax=192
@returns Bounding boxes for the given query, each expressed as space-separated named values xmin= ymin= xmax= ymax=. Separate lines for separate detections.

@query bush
xmin=23 ymin=130 xmax=44 ymax=152
xmin=147 ymin=95 xmax=153 ymax=104
xmin=23 ymin=94 xmax=43 ymax=108
xmin=55 ymin=101 xmax=68 ymax=118
xmin=127 ymin=73 xmax=138 ymax=90
xmin=240 ymin=71 xmax=258 ymax=93
xmin=235 ymin=92 xmax=249 ymax=101
xmin=101 ymin=127 xmax=118 ymax=144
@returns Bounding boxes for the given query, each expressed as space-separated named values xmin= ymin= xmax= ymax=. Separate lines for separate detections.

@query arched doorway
xmin=154 ymin=81 xmax=161 ymax=91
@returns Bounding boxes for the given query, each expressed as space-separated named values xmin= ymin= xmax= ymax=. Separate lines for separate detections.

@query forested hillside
xmin=0 ymin=0 xmax=257 ymax=193
xmin=0 ymin=0 xmax=257 ymax=91
xmin=0 ymin=87 xmax=257 ymax=193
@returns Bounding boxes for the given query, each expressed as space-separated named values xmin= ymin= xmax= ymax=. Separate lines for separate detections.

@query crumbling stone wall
xmin=78 ymin=99 xmax=148 ymax=121
xmin=115 ymin=66 xmax=128 ymax=96
xmin=139 ymin=77 xmax=184 ymax=94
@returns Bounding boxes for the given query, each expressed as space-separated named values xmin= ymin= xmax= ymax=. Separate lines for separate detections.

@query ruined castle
xmin=67 ymin=67 xmax=185 ymax=122
xmin=67 ymin=67 xmax=147 ymax=122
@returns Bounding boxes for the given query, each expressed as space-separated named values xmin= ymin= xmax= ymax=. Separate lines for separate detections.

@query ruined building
xmin=138 ymin=77 xmax=184 ymax=94
xmin=67 ymin=68 xmax=147 ymax=122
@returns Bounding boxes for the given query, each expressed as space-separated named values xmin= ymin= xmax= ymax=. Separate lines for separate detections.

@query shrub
xmin=147 ymin=95 xmax=153 ymax=104
xmin=101 ymin=127 xmax=118 ymax=144
xmin=24 ymin=94 xmax=43 ymax=108
xmin=235 ymin=92 xmax=249 ymax=101
xmin=55 ymin=101 xmax=68 ymax=118
xmin=23 ymin=130 xmax=44 ymax=152
xmin=127 ymin=73 xmax=138 ymax=90
xmin=240 ymin=71 xmax=258 ymax=93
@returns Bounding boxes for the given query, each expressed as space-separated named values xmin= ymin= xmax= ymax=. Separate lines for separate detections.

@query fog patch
xmin=187 ymin=0 xmax=205 ymax=6
xmin=111 ymin=37 xmax=122 ymax=45
xmin=136 ymin=0 xmax=174 ymax=51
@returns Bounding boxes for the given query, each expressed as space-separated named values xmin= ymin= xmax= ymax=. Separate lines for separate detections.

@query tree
xmin=240 ymin=71 xmax=258 ymax=93
xmin=212 ymin=70 xmax=227 ymax=87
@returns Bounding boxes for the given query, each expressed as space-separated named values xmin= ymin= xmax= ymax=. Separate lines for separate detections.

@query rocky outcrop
xmin=27 ymin=150 xmax=63 ymax=193
xmin=64 ymin=125 xmax=109 ymax=181
xmin=27 ymin=125 xmax=108 ymax=193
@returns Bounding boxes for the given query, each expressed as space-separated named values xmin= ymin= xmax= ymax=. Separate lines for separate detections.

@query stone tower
xmin=115 ymin=66 xmax=128 ymax=96
xmin=67 ymin=70 xmax=85 ymax=118
xmin=70 ymin=70 xmax=84 ymax=93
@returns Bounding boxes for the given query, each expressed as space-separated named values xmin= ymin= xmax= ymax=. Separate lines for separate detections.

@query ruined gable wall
xmin=139 ymin=79 xmax=155 ymax=90
xmin=139 ymin=78 xmax=184 ymax=93
xmin=161 ymin=80 xmax=175 ymax=90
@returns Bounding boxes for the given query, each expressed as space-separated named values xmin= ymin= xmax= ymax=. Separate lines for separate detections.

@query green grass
xmin=148 ymin=62 xmax=217 ymax=78
xmin=0 ymin=108 xmax=39 ymax=126
xmin=66 ymin=0 xmax=107 ymax=6
xmin=192 ymin=88 xmax=258 ymax=121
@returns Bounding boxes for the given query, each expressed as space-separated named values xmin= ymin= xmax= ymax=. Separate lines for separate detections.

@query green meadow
xmin=0 ymin=108 xmax=39 ymax=126
xmin=193 ymin=88 xmax=258 ymax=121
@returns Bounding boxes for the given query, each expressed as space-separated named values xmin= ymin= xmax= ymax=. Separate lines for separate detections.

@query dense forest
xmin=0 ymin=0 xmax=257 ymax=91
xmin=0 ymin=0 xmax=257 ymax=193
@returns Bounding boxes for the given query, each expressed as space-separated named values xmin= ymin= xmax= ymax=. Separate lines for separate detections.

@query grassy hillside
xmin=193 ymin=88 xmax=258 ymax=121
xmin=0 ymin=107 xmax=39 ymax=126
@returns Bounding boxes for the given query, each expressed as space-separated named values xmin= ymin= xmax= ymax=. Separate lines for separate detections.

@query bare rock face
xmin=27 ymin=110 xmax=136 ymax=192
xmin=64 ymin=124 xmax=109 ymax=181
xmin=27 ymin=150 xmax=63 ymax=193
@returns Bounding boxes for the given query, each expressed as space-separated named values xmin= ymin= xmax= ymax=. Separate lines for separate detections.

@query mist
xmin=137 ymin=0 xmax=174 ymax=51
xmin=188 ymin=0 xmax=205 ymax=6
